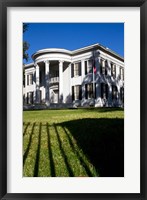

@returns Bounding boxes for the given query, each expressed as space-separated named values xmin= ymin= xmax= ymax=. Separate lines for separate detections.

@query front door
xmin=54 ymin=90 xmax=59 ymax=103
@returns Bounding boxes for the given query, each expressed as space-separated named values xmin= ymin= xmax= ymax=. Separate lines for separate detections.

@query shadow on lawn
xmin=23 ymin=122 xmax=36 ymax=166
xmin=23 ymin=118 xmax=124 ymax=177
xmin=57 ymin=118 xmax=124 ymax=177
xmin=79 ymin=107 xmax=124 ymax=113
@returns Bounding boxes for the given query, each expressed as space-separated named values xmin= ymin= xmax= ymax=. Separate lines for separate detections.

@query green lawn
xmin=23 ymin=108 xmax=124 ymax=177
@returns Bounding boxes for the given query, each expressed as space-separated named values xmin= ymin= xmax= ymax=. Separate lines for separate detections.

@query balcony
xmin=50 ymin=76 xmax=59 ymax=83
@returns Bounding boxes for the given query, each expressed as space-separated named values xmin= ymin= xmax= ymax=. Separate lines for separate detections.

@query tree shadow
xmin=23 ymin=122 xmax=30 ymax=136
xmin=60 ymin=126 xmax=94 ymax=177
xmin=46 ymin=122 xmax=56 ymax=177
xmin=23 ymin=122 xmax=35 ymax=166
xmin=57 ymin=118 xmax=124 ymax=177
xmin=34 ymin=122 xmax=42 ymax=177
xmin=78 ymin=107 xmax=124 ymax=113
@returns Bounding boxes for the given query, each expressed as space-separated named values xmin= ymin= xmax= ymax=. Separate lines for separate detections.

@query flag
xmin=93 ymin=59 xmax=96 ymax=74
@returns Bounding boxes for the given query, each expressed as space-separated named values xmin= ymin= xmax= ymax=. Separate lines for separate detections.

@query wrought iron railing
xmin=50 ymin=77 xmax=59 ymax=83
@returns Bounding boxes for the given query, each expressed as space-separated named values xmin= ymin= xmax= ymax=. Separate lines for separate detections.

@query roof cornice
xmin=32 ymin=43 xmax=124 ymax=62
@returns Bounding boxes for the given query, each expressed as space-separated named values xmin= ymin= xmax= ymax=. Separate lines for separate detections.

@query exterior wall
xmin=23 ymin=45 xmax=124 ymax=108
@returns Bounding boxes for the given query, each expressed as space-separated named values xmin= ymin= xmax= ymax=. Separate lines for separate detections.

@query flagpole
xmin=93 ymin=63 xmax=95 ymax=99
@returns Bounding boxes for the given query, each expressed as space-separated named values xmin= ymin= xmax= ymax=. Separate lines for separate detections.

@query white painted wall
xmin=24 ymin=45 xmax=124 ymax=107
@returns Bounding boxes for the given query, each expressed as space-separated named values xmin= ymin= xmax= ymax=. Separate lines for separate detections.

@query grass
xmin=23 ymin=107 xmax=124 ymax=177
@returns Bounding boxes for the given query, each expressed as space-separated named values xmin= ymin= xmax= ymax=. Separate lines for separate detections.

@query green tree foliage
xmin=23 ymin=23 xmax=30 ymax=62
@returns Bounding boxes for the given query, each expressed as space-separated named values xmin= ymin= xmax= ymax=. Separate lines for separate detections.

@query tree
xmin=23 ymin=41 xmax=30 ymax=62
xmin=23 ymin=23 xmax=30 ymax=86
xmin=23 ymin=23 xmax=30 ymax=62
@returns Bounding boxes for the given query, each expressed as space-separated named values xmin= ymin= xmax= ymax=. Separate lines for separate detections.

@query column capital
xmin=35 ymin=63 xmax=39 ymax=68
xmin=59 ymin=60 xmax=64 ymax=64
xmin=44 ymin=60 xmax=50 ymax=64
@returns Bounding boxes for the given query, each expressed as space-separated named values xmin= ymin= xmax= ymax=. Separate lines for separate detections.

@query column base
xmin=45 ymin=101 xmax=50 ymax=107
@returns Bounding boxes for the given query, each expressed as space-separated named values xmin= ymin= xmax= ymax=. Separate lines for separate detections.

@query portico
xmin=34 ymin=59 xmax=71 ymax=105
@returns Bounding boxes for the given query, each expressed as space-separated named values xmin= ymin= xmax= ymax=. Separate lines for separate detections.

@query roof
xmin=30 ymin=43 xmax=124 ymax=63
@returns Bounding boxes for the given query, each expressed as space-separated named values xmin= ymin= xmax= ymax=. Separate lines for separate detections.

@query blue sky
xmin=23 ymin=23 xmax=124 ymax=63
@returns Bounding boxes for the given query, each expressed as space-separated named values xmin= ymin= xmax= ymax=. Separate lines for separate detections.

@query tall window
xmin=27 ymin=74 xmax=33 ymax=85
xmin=72 ymin=85 xmax=82 ymax=100
xmin=101 ymin=83 xmax=108 ymax=99
xmin=71 ymin=62 xmax=81 ymax=77
xmin=27 ymin=92 xmax=33 ymax=104
xmin=85 ymin=83 xmax=96 ymax=99
xmin=100 ymin=59 xmax=107 ymax=75
xmin=111 ymin=63 xmax=116 ymax=78
xmin=104 ymin=60 xmax=108 ymax=75
xmin=120 ymin=67 xmax=124 ymax=80
xmin=112 ymin=85 xmax=118 ymax=100
xmin=85 ymin=60 xmax=93 ymax=74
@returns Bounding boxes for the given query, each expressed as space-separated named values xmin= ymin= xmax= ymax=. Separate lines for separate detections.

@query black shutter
xmin=100 ymin=60 xmax=102 ymax=74
xmin=95 ymin=83 xmax=96 ymax=99
xmin=112 ymin=85 xmax=114 ymax=100
xmin=27 ymin=92 xmax=29 ymax=104
xmin=27 ymin=75 xmax=29 ymax=85
xmin=114 ymin=65 xmax=116 ymax=78
xmin=111 ymin=64 xmax=113 ymax=76
xmin=72 ymin=86 xmax=74 ymax=101
xmin=71 ymin=64 xmax=74 ymax=78
xmin=85 ymin=84 xmax=88 ymax=99
xmin=79 ymin=62 xmax=81 ymax=76
xmin=85 ymin=61 xmax=87 ymax=75
xmin=79 ymin=85 xmax=82 ymax=100
xmin=106 ymin=84 xmax=108 ymax=99
xmin=101 ymin=83 xmax=103 ymax=98
xmin=91 ymin=84 xmax=93 ymax=99
xmin=105 ymin=61 xmax=107 ymax=75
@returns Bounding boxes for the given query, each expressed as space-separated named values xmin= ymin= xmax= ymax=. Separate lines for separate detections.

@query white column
xmin=59 ymin=60 xmax=63 ymax=103
xmin=68 ymin=63 xmax=72 ymax=102
xmin=95 ymin=57 xmax=99 ymax=100
xmin=45 ymin=60 xmax=50 ymax=106
xmin=25 ymin=72 xmax=27 ymax=104
xmin=81 ymin=60 xmax=85 ymax=101
xmin=108 ymin=83 xmax=112 ymax=106
xmin=117 ymin=84 xmax=120 ymax=106
xmin=35 ymin=64 xmax=40 ymax=104
xmin=33 ymin=71 xmax=35 ymax=104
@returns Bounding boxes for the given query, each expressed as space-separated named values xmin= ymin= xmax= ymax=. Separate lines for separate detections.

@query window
xmin=85 ymin=59 xmax=93 ymax=74
xmin=88 ymin=60 xmax=93 ymax=74
xmin=105 ymin=60 xmax=108 ymax=75
xmin=85 ymin=83 xmax=96 ymax=99
xmin=74 ymin=85 xmax=80 ymax=100
xmin=27 ymin=74 xmax=33 ymax=85
xmin=111 ymin=63 xmax=116 ymax=78
xmin=112 ymin=85 xmax=118 ymax=100
xmin=120 ymin=67 xmax=124 ymax=80
xmin=101 ymin=83 xmax=108 ymax=99
xmin=30 ymin=74 xmax=33 ymax=84
xmin=100 ymin=59 xmax=107 ymax=75
xmin=71 ymin=62 xmax=81 ymax=77
xmin=72 ymin=85 xmax=82 ymax=101
xmin=74 ymin=63 xmax=79 ymax=76
xmin=27 ymin=92 xmax=33 ymax=104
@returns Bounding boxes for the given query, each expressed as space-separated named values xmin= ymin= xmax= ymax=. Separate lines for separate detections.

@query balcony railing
xmin=50 ymin=76 xmax=59 ymax=83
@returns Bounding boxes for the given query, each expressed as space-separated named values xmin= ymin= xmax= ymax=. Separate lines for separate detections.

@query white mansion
xmin=23 ymin=43 xmax=124 ymax=109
